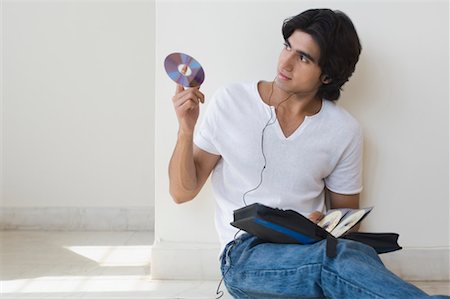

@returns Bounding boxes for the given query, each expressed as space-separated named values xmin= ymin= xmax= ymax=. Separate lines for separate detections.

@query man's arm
xmin=168 ymin=83 xmax=220 ymax=204
xmin=327 ymin=188 xmax=359 ymax=209
xmin=169 ymin=138 xmax=220 ymax=204
xmin=327 ymin=188 xmax=361 ymax=231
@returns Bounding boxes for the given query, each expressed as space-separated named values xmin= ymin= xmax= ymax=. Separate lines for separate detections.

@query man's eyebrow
xmin=297 ymin=50 xmax=316 ymax=63
xmin=285 ymin=40 xmax=316 ymax=63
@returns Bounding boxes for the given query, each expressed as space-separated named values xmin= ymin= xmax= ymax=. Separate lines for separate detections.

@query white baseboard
xmin=151 ymin=241 xmax=450 ymax=281
xmin=380 ymin=247 xmax=450 ymax=281
xmin=0 ymin=207 xmax=154 ymax=231
xmin=151 ymin=239 xmax=222 ymax=280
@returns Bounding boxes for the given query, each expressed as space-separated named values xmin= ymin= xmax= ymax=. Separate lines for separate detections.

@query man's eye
xmin=299 ymin=54 xmax=308 ymax=62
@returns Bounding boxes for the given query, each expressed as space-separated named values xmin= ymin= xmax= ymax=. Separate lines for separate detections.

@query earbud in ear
xmin=322 ymin=75 xmax=331 ymax=84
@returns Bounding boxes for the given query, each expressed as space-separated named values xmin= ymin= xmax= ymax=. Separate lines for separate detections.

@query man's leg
xmin=220 ymin=234 xmax=444 ymax=299
xmin=320 ymin=239 xmax=431 ymax=299
xmin=221 ymin=233 xmax=327 ymax=298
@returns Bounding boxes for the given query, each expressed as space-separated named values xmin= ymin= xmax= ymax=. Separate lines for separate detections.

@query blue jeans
xmin=220 ymin=233 xmax=448 ymax=299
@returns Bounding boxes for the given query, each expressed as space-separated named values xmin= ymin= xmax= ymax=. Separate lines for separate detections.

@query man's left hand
xmin=308 ymin=211 xmax=324 ymax=223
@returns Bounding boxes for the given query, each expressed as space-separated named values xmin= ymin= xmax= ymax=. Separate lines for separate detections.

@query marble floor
xmin=0 ymin=231 xmax=448 ymax=299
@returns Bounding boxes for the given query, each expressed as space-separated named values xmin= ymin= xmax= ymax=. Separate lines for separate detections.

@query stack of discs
xmin=318 ymin=210 xmax=343 ymax=232
xmin=331 ymin=210 xmax=366 ymax=238
xmin=164 ymin=52 xmax=205 ymax=87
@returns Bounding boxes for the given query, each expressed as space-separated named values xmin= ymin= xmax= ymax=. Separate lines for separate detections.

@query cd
xmin=164 ymin=52 xmax=205 ymax=87
xmin=318 ymin=210 xmax=343 ymax=233
xmin=330 ymin=210 xmax=366 ymax=238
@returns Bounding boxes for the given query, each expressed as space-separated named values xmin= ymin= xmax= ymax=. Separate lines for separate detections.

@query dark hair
xmin=282 ymin=9 xmax=361 ymax=101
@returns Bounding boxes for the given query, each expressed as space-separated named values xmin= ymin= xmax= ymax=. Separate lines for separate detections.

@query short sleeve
xmin=193 ymin=92 xmax=220 ymax=155
xmin=325 ymin=126 xmax=363 ymax=194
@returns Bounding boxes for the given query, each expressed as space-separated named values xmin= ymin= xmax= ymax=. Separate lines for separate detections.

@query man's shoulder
xmin=215 ymin=81 xmax=255 ymax=97
xmin=211 ymin=81 xmax=257 ymax=108
xmin=323 ymin=100 xmax=361 ymax=134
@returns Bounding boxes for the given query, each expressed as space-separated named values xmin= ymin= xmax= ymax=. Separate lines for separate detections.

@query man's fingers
xmin=179 ymin=98 xmax=198 ymax=111
xmin=175 ymin=64 xmax=189 ymax=94
xmin=176 ymin=84 xmax=184 ymax=94
xmin=193 ymin=87 xmax=205 ymax=103
xmin=173 ymin=88 xmax=204 ymax=106
xmin=175 ymin=84 xmax=204 ymax=103
xmin=174 ymin=93 xmax=200 ymax=108
xmin=308 ymin=211 xmax=324 ymax=223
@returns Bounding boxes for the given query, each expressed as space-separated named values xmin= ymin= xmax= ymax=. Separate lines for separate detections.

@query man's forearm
xmin=168 ymin=130 xmax=198 ymax=203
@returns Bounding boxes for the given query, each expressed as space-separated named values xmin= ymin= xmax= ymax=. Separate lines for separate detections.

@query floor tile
xmin=0 ymin=230 xmax=448 ymax=298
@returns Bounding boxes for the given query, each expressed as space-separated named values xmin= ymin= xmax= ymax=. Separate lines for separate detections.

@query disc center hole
xmin=178 ymin=64 xmax=192 ymax=76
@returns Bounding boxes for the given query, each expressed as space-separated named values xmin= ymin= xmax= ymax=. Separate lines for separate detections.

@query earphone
xmin=215 ymin=78 xmax=294 ymax=298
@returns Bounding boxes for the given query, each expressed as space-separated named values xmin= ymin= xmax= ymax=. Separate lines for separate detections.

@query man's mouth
xmin=278 ymin=72 xmax=291 ymax=80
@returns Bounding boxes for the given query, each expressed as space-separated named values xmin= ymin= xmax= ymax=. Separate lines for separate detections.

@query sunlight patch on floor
xmin=64 ymin=245 xmax=152 ymax=266
xmin=2 ymin=244 xmax=154 ymax=294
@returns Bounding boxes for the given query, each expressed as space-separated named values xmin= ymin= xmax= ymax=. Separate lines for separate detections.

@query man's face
xmin=275 ymin=30 xmax=324 ymax=97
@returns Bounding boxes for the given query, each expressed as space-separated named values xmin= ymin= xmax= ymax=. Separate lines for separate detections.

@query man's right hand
xmin=172 ymin=83 xmax=205 ymax=135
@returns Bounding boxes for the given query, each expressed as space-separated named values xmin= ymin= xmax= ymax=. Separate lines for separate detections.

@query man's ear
xmin=321 ymin=74 xmax=332 ymax=84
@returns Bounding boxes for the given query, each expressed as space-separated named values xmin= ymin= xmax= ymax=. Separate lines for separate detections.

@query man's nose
xmin=280 ymin=52 xmax=296 ymax=71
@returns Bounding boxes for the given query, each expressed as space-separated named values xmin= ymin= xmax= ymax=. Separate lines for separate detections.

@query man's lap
xmin=219 ymin=233 xmax=386 ymax=299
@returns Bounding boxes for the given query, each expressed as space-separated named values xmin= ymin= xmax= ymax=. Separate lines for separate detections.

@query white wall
xmin=153 ymin=0 xmax=449 ymax=279
xmin=1 ymin=1 xmax=155 ymax=230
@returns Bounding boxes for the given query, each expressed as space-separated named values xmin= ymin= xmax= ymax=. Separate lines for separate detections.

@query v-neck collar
xmin=254 ymin=81 xmax=326 ymax=141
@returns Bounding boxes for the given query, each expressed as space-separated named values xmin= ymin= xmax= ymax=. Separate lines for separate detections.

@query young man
xmin=169 ymin=9 xmax=448 ymax=299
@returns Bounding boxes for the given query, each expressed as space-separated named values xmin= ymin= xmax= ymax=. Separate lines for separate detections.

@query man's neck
xmin=269 ymin=81 xmax=322 ymax=117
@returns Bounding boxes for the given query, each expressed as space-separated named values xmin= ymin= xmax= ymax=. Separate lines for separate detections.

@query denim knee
xmin=334 ymin=238 xmax=383 ymax=265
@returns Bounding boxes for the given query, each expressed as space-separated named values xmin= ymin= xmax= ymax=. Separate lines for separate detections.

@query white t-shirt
xmin=194 ymin=81 xmax=363 ymax=253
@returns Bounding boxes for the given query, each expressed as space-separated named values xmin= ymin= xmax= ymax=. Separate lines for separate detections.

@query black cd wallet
xmin=230 ymin=203 xmax=402 ymax=258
